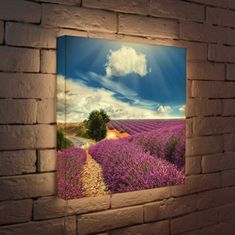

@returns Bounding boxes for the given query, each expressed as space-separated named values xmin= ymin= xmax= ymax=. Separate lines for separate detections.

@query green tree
xmin=57 ymin=128 xmax=73 ymax=150
xmin=87 ymin=109 xmax=110 ymax=141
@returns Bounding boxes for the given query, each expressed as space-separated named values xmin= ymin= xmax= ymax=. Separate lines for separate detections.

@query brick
xmin=229 ymin=0 xmax=235 ymax=9
xmin=218 ymin=203 xmax=235 ymax=222
xmin=0 ymin=217 xmax=76 ymax=235
xmin=42 ymin=4 xmax=117 ymax=33
xmin=0 ymin=99 xmax=37 ymax=124
xmin=186 ymin=118 xmax=193 ymax=138
xmin=111 ymin=187 xmax=171 ymax=208
xmin=186 ymin=99 xmax=222 ymax=117
xmin=186 ymin=136 xmax=223 ymax=156
xmin=180 ymin=21 xmax=227 ymax=44
xmin=0 ymin=73 xmax=56 ymax=99
xmin=0 ymin=173 xmax=56 ymax=200
xmin=0 ymin=199 xmax=32 ymax=225
xmin=150 ymin=0 xmax=204 ymax=22
xmin=187 ymin=62 xmax=225 ymax=81
xmin=0 ymin=150 xmax=36 ymax=176
xmin=84 ymin=0 xmax=149 ymax=15
xmin=207 ymin=7 xmax=235 ymax=28
xmin=202 ymin=152 xmax=235 ymax=173
xmin=187 ymin=0 xmax=228 ymax=7
xmin=41 ymin=50 xmax=56 ymax=73
xmin=0 ymin=46 xmax=39 ymax=72
xmin=193 ymin=117 xmax=235 ymax=136
xmin=34 ymin=195 xmax=110 ymax=220
xmin=197 ymin=187 xmax=235 ymax=210
xmin=185 ymin=156 xmax=201 ymax=175
xmin=110 ymin=220 xmax=169 ymax=235
xmin=38 ymin=149 xmax=56 ymax=172
xmin=171 ymin=208 xmax=218 ymax=235
xmin=0 ymin=21 xmax=3 ymax=44
xmin=227 ymin=64 xmax=235 ymax=81
xmin=37 ymin=99 xmax=56 ymax=124
xmin=192 ymin=81 xmax=235 ymax=98
xmin=145 ymin=195 xmax=197 ymax=222
xmin=223 ymin=99 xmax=235 ymax=116
xmin=119 ymin=14 xmax=178 ymax=39
xmin=36 ymin=0 xmax=80 ymax=4
xmin=0 ymin=0 xmax=41 ymax=23
xmin=208 ymin=44 xmax=235 ymax=63
xmin=185 ymin=173 xmax=221 ymax=194
xmin=77 ymin=206 xmax=143 ymax=235
xmin=222 ymin=169 xmax=235 ymax=187
xmin=0 ymin=125 xmax=56 ymax=150
xmin=6 ymin=22 xmax=56 ymax=48
xmin=224 ymin=133 xmax=235 ymax=151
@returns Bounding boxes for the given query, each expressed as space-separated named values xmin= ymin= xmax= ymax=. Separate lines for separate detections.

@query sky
xmin=57 ymin=36 xmax=186 ymax=122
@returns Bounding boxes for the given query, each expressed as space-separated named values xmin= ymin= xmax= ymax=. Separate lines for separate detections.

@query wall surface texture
xmin=0 ymin=0 xmax=235 ymax=234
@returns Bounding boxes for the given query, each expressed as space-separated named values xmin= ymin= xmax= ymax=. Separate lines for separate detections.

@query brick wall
xmin=0 ymin=0 xmax=235 ymax=234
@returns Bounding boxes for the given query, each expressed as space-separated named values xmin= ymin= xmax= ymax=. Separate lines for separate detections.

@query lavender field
xmin=57 ymin=119 xmax=185 ymax=199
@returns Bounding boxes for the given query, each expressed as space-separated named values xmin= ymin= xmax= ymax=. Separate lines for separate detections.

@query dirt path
xmin=81 ymin=151 xmax=109 ymax=197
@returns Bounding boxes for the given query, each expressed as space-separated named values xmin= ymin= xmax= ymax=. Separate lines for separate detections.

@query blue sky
xmin=57 ymin=36 xmax=186 ymax=122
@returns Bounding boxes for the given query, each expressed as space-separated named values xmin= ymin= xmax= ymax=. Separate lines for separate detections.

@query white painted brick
xmin=36 ymin=0 xmax=80 ymax=4
xmin=0 ymin=173 xmax=56 ymax=200
xmin=0 ymin=99 xmax=37 ymax=124
xmin=0 ymin=46 xmax=39 ymax=72
xmin=192 ymin=81 xmax=235 ymax=98
xmin=110 ymin=221 xmax=169 ymax=235
xmin=180 ymin=21 xmax=227 ymax=44
xmin=197 ymin=187 xmax=235 ymax=210
xmin=186 ymin=99 xmax=222 ymax=117
xmin=0 ymin=200 xmax=32 ymax=225
xmin=0 ymin=150 xmax=36 ymax=176
xmin=224 ymin=133 xmax=235 ymax=151
xmin=0 ymin=217 xmax=76 ymax=235
xmin=0 ymin=73 xmax=56 ymax=99
xmin=150 ymin=0 xmax=205 ymax=22
xmin=0 ymin=21 xmax=3 ymax=44
xmin=222 ymin=169 xmax=235 ymax=187
xmin=207 ymin=7 xmax=235 ymax=28
xmin=145 ymin=195 xmax=197 ymax=222
xmin=34 ymin=195 xmax=110 ymax=219
xmin=193 ymin=117 xmax=235 ymax=136
xmin=185 ymin=156 xmax=201 ymax=175
xmin=186 ymin=136 xmax=223 ymax=156
xmin=41 ymin=50 xmax=56 ymax=73
xmin=42 ymin=4 xmax=117 ymax=33
xmin=208 ymin=44 xmax=235 ymax=63
xmin=223 ymin=99 xmax=235 ymax=116
xmin=0 ymin=0 xmax=41 ymax=23
xmin=37 ymin=99 xmax=56 ymax=124
xmin=77 ymin=206 xmax=143 ymax=235
xmin=111 ymin=187 xmax=171 ymax=208
xmin=202 ymin=152 xmax=235 ymax=173
xmin=187 ymin=62 xmax=225 ymax=81
xmin=84 ymin=0 xmax=149 ymax=15
xmin=227 ymin=64 xmax=235 ymax=81
xmin=38 ymin=149 xmax=56 ymax=172
xmin=119 ymin=14 xmax=178 ymax=39
xmin=0 ymin=125 xmax=56 ymax=150
xmin=171 ymin=208 xmax=218 ymax=234
xmin=6 ymin=22 xmax=56 ymax=48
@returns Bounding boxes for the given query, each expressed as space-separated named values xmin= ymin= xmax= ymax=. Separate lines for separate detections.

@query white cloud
xmin=57 ymin=76 xmax=179 ymax=123
xmin=105 ymin=46 xmax=148 ymax=77
xmin=156 ymin=105 xmax=172 ymax=116
xmin=179 ymin=105 xmax=185 ymax=113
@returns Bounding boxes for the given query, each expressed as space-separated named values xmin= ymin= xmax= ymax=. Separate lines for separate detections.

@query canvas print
xmin=57 ymin=36 xmax=186 ymax=200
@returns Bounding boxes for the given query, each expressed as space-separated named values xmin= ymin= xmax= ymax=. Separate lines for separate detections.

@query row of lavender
xmin=89 ymin=122 xmax=185 ymax=193
xmin=57 ymin=120 xmax=185 ymax=199
xmin=107 ymin=119 xmax=183 ymax=135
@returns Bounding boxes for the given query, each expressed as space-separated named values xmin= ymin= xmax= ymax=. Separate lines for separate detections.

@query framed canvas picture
xmin=57 ymin=36 xmax=186 ymax=200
